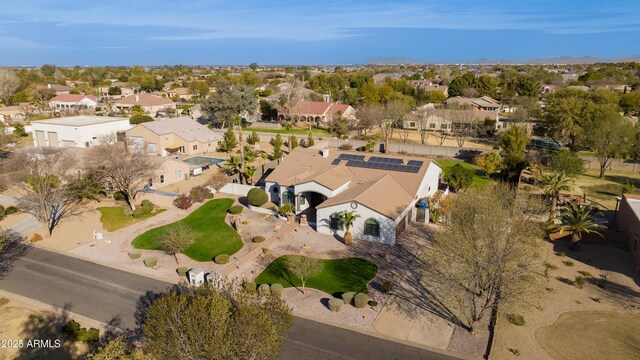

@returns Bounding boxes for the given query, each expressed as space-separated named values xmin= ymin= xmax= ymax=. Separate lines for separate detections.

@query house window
xmin=330 ymin=213 xmax=343 ymax=230
xmin=409 ymin=122 xmax=416 ymax=128
xmin=193 ymin=144 xmax=198 ymax=151
xmin=440 ymin=123 xmax=448 ymax=129
xmin=299 ymin=195 xmax=306 ymax=205
xmin=429 ymin=123 xmax=436 ymax=128
xmin=174 ymin=169 xmax=182 ymax=179
xmin=364 ymin=218 xmax=380 ymax=237
xmin=282 ymin=190 xmax=295 ymax=205
xmin=160 ymin=175 xmax=165 ymax=184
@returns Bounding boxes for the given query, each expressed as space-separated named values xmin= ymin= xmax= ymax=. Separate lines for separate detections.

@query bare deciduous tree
xmin=379 ymin=101 xmax=409 ymax=153
xmin=437 ymin=131 xmax=448 ymax=146
xmin=208 ymin=171 xmax=228 ymax=193
xmin=275 ymin=78 xmax=305 ymax=123
xmin=90 ymin=136 xmax=156 ymax=211
xmin=7 ymin=151 xmax=81 ymax=235
xmin=160 ymin=224 xmax=196 ymax=265
xmin=355 ymin=104 xmax=384 ymax=136
xmin=284 ymin=255 xmax=323 ymax=294
xmin=415 ymin=107 xmax=434 ymax=145
xmin=0 ymin=69 xmax=21 ymax=105
xmin=0 ymin=123 xmax=17 ymax=157
xmin=421 ymin=184 xmax=545 ymax=332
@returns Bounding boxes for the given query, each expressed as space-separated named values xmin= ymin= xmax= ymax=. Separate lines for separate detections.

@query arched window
xmin=282 ymin=190 xmax=295 ymax=205
xmin=364 ymin=218 xmax=380 ymax=237
xmin=329 ymin=213 xmax=343 ymax=230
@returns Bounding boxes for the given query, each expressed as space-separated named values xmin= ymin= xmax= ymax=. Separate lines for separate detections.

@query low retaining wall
xmin=219 ymin=183 xmax=255 ymax=196
xmin=247 ymin=204 xmax=277 ymax=216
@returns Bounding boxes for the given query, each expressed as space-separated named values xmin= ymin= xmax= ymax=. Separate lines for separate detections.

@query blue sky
xmin=1 ymin=0 xmax=639 ymax=65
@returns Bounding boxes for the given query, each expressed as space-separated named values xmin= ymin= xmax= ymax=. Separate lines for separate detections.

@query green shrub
xmin=5 ymin=206 xmax=17 ymax=215
xmin=76 ymin=327 xmax=100 ymax=342
xmin=0 ymin=206 xmax=4 ymax=219
xmin=278 ymin=203 xmax=293 ymax=216
xmin=621 ymin=181 xmax=635 ymax=194
xmin=443 ymin=164 xmax=474 ymax=192
xmin=252 ymin=236 xmax=266 ymax=243
xmin=177 ymin=267 xmax=189 ymax=277
xmin=506 ymin=313 xmax=526 ymax=326
xmin=339 ymin=144 xmax=353 ymax=150
xmin=173 ymin=194 xmax=193 ymax=210
xmin=228 ymin=205 xmax=244 ymax=214
xmin=113 ymin=191 xmax=126 ymax=201
xmin=557 ymin=251 xmax=566 ymax=257
xmin=143 ymin=257 xmax=158 ymax=267
xmin=342 ymin=292 xmax=355 ymax=305
xmin=214 ymin=254 xmax=230 ymax=264
xmin=189 ymin=186 xmax=213 ymax=202
xmin=247 ymin=188 xmax=268 ymax=207
xmin=562 ymin=260 xmax=574 ymax=267
xmin=128 ymin=251 xmax=142 ymax=259
xmin=129 ymin=115 xmax=154 ymax=124
xmin=328 ymin=298 xmax=343 ymax=312
xmin=0 ymin=297 xmax=9 ymax=307
xmin=62 ymin=320 xmax=80 ymax=337
xmin=258 ymin=284 xmax=271 ymax=296
xmin=141 ymin=199 xmax=154 ymax=210
xmin=578 ymin=271 xmax=593 ymax=277
xmin=381 ymin=281 xmax=393 ymax=294
xmin=575 ymin=276 xmax=586 ymax=289
xmin=271 ymin=283 xmax=283 ymax=296
xmin=368 ymin=300 xmax=378 ymax=307
xmin=132 ymin=208 xmax=147 ymax=218
xmin=354 ymin=293 xmax=369 ymax=308
xmin=243 ymin=281 xmax=257 ymax=293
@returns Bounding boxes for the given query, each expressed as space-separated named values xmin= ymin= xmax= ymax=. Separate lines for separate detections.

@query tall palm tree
xmin=244 ymin=165 xmax=257 ymax=185
xmin=224 ymin=155 xmax=243 ymax=183
xmin=543 ymin=171 xmax=573 ymax=223
xmin=283 ymin=121 xmax=293 ymax=153
xmin=339 ymin=210 xmax=360 ymax=246
xmin=556 ymin=204 xmax=603 ymax=250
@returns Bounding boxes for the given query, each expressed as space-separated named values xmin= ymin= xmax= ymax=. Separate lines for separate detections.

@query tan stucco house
xmin=126 ymin=117 xmax=222 ymax=156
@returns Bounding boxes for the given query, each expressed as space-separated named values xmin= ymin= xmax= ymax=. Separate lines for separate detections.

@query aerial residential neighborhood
xmin=1 ymin=1 xmax=640 ymax=360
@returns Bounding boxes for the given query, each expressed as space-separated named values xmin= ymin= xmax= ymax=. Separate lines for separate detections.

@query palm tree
xmin=543 ymin=171 xmax=573 ymax=223
xmin=339 ymin=210 xmax=360 ymax=246
xmin=244 ymin=165 xmax=257 ymax=185
xmin=556 ymin=204 xmax=603 ymax=250
xmin=283 ymin=121 xmax=293 ymax=153
xmin=224 ymin=155 xmax=243 ymax=183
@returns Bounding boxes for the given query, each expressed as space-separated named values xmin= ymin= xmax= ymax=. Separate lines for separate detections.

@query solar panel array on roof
xmin=333 ymin=153 xmax=423 ymax=173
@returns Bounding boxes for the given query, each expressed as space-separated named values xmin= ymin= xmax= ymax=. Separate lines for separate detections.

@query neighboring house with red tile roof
xmin=279 ymin=101 xmax=356 ymax=124
xmin=264 ymin=147 xmax=443 ymax=244
xmin=114 ymin=93 xmax=176 ymax=116
xmin=49 ymin=94 xmax=99 ymax=111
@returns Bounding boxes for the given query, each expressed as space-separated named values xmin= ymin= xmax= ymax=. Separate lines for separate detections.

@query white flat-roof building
xmin=31 ymin=116 xmax=132 ymax=148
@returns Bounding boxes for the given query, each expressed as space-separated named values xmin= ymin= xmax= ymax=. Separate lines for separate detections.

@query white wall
xmin=417 ymin=162 xmax=442 ymax=199
xmin=317 ymin=202 xmax=397 ymax=244
xmin=31 ymin=120 xmax=132 ymax=148
xmin=219 ymin=183 xmax=255 ymax=196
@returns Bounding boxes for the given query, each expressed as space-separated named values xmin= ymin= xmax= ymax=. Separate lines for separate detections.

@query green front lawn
xmin=254 ymin=255 xmax=377 ymax=296
xmin=97 ymin=206 xmax=166 ymax=232
xmin=131 ymin=198 xmax=242 ymax=261
xmin=245 ymin=126 xmax=330 ymax=136
xmin=435 ymin=159 xmax=493 ymax=188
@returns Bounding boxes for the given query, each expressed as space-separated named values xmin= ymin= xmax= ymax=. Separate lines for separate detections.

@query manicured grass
xmin=536 ymin=311 xmax=640 ymax=360
xmin=97 ymin=206 xmax=166 ymax=232
xmin=435 ymin=159 xmax=493 ymax=188
xmin=574 ymin=170 xmax=640 ymax=209
xmin=245 ymin=126 xmax=330 ymax=136
xmin=254 ymin=255 xmax=377 ymax=296
xmin=131 ymin=198 xmax=242 ymax=261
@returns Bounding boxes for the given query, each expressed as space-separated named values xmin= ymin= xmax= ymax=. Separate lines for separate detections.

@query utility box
xmin=188 ymin=268 xmax=205 ymax=287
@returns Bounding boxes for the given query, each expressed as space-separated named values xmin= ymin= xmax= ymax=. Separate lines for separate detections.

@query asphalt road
xmin=0 ymin=247 xmax=460 ymax=360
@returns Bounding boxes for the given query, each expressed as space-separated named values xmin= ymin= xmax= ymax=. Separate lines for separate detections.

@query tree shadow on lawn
xmin=323 ymin=258 xmax=376 ymax=296
xmin=587 ymin=277 xmax=640 ymax=308
xmin=255 ymin=257 xmax=297 ymax=289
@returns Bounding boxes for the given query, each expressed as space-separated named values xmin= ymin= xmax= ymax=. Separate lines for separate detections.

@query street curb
xmin=0 ymin=289 xmax=123 ymax=333
xmin=292 ymin=312 xmax=471 ymax=360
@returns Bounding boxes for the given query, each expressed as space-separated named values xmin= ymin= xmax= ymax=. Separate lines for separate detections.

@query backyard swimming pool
xmin=183 ymin=156 xmax=224 ymax=166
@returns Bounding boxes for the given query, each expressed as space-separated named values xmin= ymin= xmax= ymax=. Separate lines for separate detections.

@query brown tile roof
xmin=50 ymin=94 xmax=98 ymax=102
xmin=292 ymin=102 xmax=352 ymax=116
xmin=116 ymin=93 xmax=175 ymax=106
xmin=134 ymin=117 xmax=222 ymax=143
xmin=266 ymin=147 xmax=434 ymax=219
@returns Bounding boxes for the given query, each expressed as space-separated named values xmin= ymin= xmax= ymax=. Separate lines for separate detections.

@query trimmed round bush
xmin=328 ymin=298 xmax=343 ymax=312
xmin=258 ymin=284 xmax=271 ymax=296
xmin=214 ymin=254 xmax=230 ymax=264
xmin=129 ymin=115 xmax=153 ymax=124
xmin=243 ymin=281 xmax=257 ymax=293
xmin=141 ymin=199 xmax=153 ymax=209
xmin=252 ymin=236 xmax=266 ymax=243
xmin=339 ymin=144 xmax=353 ymax=150
xmin=4 ymin=206 xmax=17 ymax=215
xmin=271 ymin=283 xmax=283 ymax=296
xmin=113 ymin=191 xmax=126 ymax=201
xmin=247 ymin=188 xmax=268 ymax=207
xmin=354 ymin=293 xmax=369 ymax=308
xmin=342 ymin=292 xmax=356 ymax=306
xmin=128 ymin=251 xmax=142 ymax=259
xmin=228 ymin=205 xmax=244 ymax=214
xmin=176 ymin=267 xmax=189 ymax=277
xmin=143 ymin=257 xmax=158 ymax=267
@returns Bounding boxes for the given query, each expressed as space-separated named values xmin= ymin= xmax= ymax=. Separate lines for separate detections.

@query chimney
xmin=321 ymin=148 xmax=329 ymax=158
xmin=135 ymin=94 xmax=140 ymax=102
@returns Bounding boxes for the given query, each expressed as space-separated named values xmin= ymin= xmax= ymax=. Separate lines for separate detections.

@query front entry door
xmin=416 ymin=207 xmax=426 ymax=223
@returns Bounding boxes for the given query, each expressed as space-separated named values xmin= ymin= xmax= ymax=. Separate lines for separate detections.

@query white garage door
xmin=35 ymin=130 xmax=46 ymax=146
xmin=48 ymin=132 xmax=59 ymax=147
xmin=61 ymin=140 xmax=75 ymax=147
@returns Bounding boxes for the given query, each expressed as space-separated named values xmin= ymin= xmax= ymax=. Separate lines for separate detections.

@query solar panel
xmin=331 ymin=159 xmax=342 ymax=165
xmin=340 ymin=155 xmax=423 ymax=173
xmin=407 ymin=160 xmax=424 ymax=167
